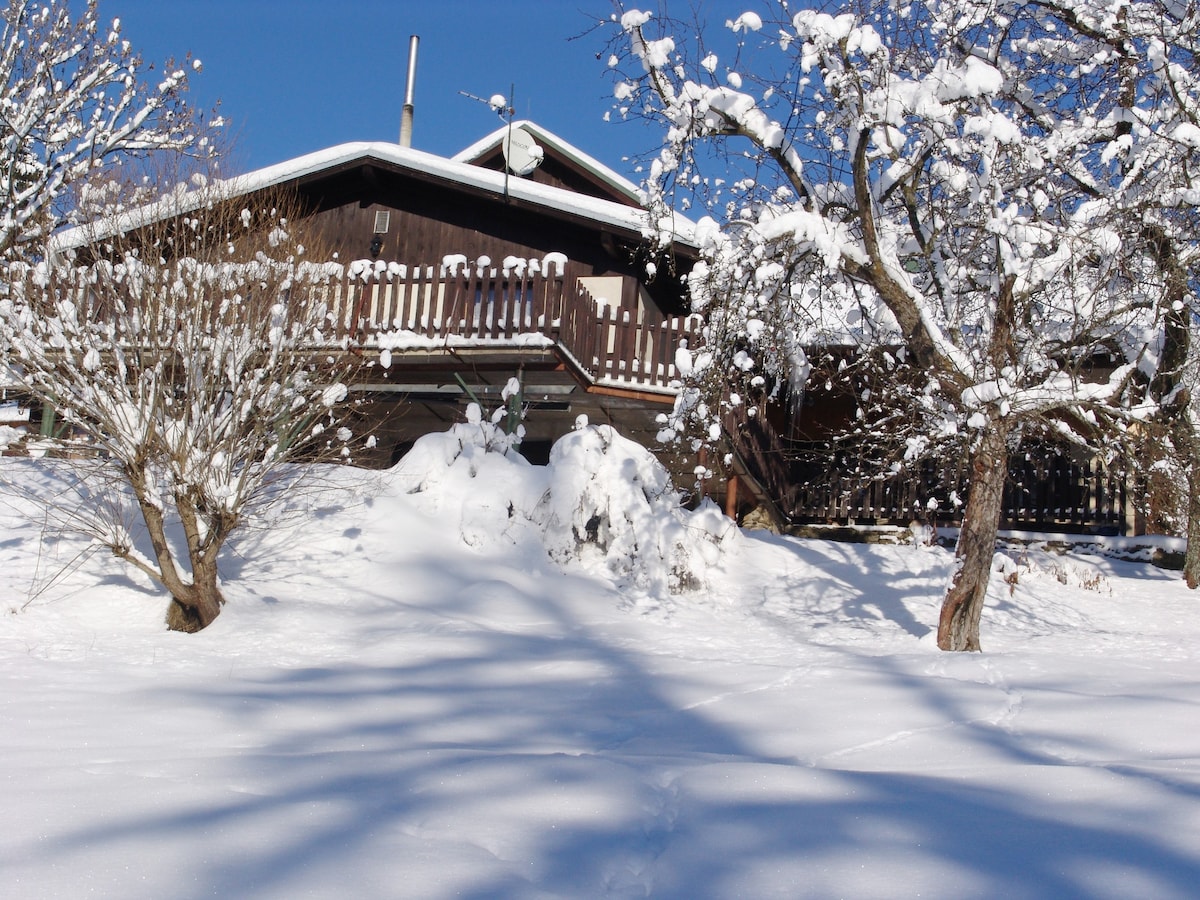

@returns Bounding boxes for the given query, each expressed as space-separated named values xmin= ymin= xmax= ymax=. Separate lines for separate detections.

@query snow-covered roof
xmin=452 ymin=119 xmax=643 ymax=206
xmin=51 ymin=127 xmax=697 ymax=257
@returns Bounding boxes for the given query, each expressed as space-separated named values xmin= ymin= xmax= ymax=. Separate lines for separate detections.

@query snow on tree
xmin=608 ymin=1 xmax=1199 ymax=649
xmin=0 ymin=191 xmax=362 ymax=631
xmin=0 ymin=0 xmax=212 ymax=260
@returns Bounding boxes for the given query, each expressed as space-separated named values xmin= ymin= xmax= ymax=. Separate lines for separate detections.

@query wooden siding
xmin=288 ymin=162 xmax=691 ymax=316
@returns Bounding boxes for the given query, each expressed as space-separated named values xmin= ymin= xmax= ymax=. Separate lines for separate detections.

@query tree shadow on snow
xmin=11 ymin=532 xmax=1200 ymax=899
xmin=738 ymin=531 xmax=939 ymax=640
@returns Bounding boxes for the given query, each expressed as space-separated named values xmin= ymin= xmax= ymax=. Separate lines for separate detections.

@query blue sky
xmin=110 ymin=0 xmax=677 ymax=180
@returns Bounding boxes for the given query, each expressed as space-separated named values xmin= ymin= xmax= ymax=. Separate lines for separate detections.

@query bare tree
xmin=1141 ymin=226 xmax=1200 ymax=586
xmin=609 ymin=1 xmax=1198 ymax=649
xmin=0 ymin=0 xmax=213 ymax=260
xmin=0 ymin=190 xmax=362 ymax=631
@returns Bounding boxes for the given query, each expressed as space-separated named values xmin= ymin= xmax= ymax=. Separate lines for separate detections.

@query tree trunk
xmin=165 ymin=587 xmax=223 ymax=632
xmin=164 ymin=554 xmax=224 ymax=633
xmin=1185 ymin=475 xmax=1200 ymax=590
xmin=1143 ymin=228 xmax=1196 ymax=587
xmin=938 ymin=422 xmax=1010 ymax=651
xmin=1181 ymin=421 xmax=1200 ymax=590
xmin=126 ymin=472 xmax=229 ymax=632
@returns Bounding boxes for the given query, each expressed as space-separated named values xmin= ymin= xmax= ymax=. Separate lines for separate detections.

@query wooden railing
xmin=560 ymin=284 xmax=702 ymax=391
xmin=332 ymin=264 xmax=701 ymax=391
xmin=790 ymin=452 xmax=1127 ymax=533
xmin=333 ymin=263 xmax=565 ymax=342
xmin=1004 ymin=453 xmax=1126 ymax=531
xmin=14 ymin=259 xmax=700 ymax=393
xmin=724 ymin=405 xmax=798 ymax=520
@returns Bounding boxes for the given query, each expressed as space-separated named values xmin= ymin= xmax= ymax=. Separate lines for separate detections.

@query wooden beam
xmin=725 ymin=473 xmax=740 ymax=520
xmin=583 ymin=383 xmax=676 ymax=405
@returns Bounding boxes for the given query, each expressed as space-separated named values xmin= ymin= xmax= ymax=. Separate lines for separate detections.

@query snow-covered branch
xmin=0 ymin=0 xmax=212 ymax=260
xmin=608 ymin=0 xmax=1200 ymax=648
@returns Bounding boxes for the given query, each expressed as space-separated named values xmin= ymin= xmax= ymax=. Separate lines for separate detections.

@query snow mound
xmin=393 ymin=413 xmax=737 ymax=594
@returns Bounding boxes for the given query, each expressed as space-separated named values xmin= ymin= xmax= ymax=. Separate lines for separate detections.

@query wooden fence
xmin=333 ymin=264 xmax=564 ymax=342
xmin=560 ymin=284 xmax=702 ymax=390
xmin=726 ymin=408 xmax=1128 ymax=534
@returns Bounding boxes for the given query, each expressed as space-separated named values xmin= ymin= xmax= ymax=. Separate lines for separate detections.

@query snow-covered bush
xmin=0 ymin=425 xmax=26 ymax=451
xmin=391 ymin=403 xmax=546 ymax=551
xmin=993 ymin=551 xmax=1111 ymax=596
xmin=534 ymin=417 xmax=736 ymax=594
xmin=394 ymin=413 xmax=737 ymax=594
xmin=394 ymin=402 xmax=524 ymax=488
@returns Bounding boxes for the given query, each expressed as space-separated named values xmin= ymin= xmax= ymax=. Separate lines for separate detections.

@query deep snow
xmin=1 ymin=426 xmax=1198 ymax=899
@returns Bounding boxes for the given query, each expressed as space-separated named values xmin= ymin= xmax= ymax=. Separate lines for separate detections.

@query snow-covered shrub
xmin=0 ymin=425 xmax=26 ymax=452
xmin=390 ymin=403 xmax=545 ymax=549
xmin=394 ymin=413 xmax=737 ymax=594
xmin=992 ymin=550 xmax=1111 ymax=595
xmin=394 ymin=402 xmax=524 ymax=491
xmin=993 ymin=552 xmax=1022 ymax=596
xmin=534 ymin=416 xmax=736 ymax=594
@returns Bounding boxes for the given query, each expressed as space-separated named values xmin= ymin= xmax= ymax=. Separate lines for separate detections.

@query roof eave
xmin=51 ymin=139 xmax=699 ymax=257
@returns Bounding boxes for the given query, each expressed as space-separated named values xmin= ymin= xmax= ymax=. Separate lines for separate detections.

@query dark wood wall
xmin=294 ymin=163 xmax=690 ymax=313
xmin=71 ymin=158 xmax=692 ymax=316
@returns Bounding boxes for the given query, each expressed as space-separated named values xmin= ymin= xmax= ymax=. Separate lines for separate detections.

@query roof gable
xmin=452 ymin=120 xmax=642 ymax=208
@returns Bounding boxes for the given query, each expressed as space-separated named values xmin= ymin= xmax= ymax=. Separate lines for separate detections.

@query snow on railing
xmin=330 ymin=259 xmax=565 ymax=343
xmin=13 ymin=257 xmax=703 ymax=393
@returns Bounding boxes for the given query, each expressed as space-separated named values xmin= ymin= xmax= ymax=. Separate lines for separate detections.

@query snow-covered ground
xmin=2 ymin=424 xmax=1198 ymax=899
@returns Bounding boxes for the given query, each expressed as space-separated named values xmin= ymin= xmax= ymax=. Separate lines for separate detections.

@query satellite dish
xmin=502 ymin=126 xmax=544 ymax=177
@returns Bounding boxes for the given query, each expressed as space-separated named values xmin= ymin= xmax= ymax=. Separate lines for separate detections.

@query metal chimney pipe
xmin=399 ymin=35 xmax=419 ymax=147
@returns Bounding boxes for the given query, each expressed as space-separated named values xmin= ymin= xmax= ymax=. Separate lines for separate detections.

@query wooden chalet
xmin=34 ymin=120 xmax=1136 ymax=536
xmin=48 ymin=121 xmax=703 ymax=471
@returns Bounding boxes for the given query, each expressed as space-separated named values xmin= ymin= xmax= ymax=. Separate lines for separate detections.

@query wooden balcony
xmin=325 ymin=260 xmax=701 ymax=393
xmin=15 ymin=258 xmax=701 ymax=396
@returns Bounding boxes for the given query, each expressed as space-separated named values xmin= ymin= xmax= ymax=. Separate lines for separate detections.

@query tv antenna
xmin=459 ymin=85 xmax=543 ymax=197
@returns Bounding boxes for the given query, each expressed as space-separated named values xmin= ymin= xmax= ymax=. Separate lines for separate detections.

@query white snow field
xmin=1 ymin=423 xmax=1198 ymax=899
